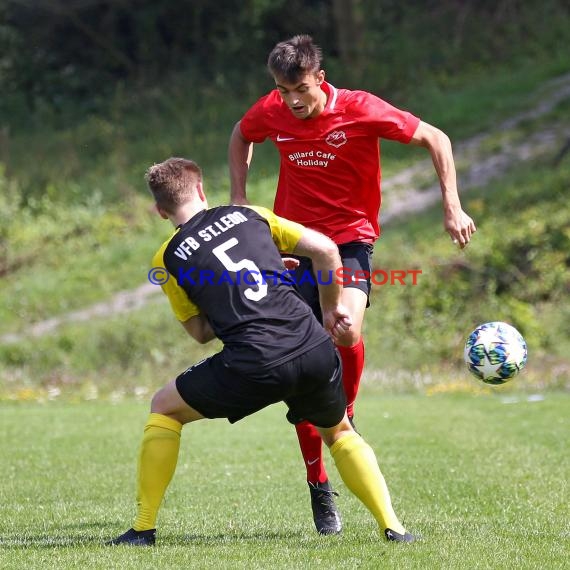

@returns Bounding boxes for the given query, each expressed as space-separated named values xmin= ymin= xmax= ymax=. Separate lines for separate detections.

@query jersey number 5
xmin=212 ymin=237 xmax=268 ymax=302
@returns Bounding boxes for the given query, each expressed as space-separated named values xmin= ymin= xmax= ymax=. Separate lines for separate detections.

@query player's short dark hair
xmin=267 ymin=34 xmax=322 ymax=83
xmin=145 ymin=157 xmax=202 ymax=213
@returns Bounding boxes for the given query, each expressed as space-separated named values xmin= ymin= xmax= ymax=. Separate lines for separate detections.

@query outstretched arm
xmin=410 ymin=121 xmax=476 ymax=248
xmin=228 ymin=121 xmax=253 ymax=205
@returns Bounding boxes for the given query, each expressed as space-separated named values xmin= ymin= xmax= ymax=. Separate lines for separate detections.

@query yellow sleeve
xmin=246 ymin=205 xmax=305 ymax=253
xmin=152 ymin=235 xmax=200 ymax=322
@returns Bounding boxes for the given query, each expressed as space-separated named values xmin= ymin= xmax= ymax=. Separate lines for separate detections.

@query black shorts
xmin=289 ymin=242 xmax=373 ymax=323
xmin=175 ymin=339 xmax=346 ymax=427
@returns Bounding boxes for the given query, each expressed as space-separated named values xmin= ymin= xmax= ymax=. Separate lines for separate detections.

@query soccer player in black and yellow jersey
xmin=109 ymin=157 xmax=414 ymax=546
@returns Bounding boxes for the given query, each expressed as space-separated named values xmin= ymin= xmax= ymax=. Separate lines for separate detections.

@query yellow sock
xmin=330 ymin=432 xmax=406 ymax=534
xmin=133 ymin=413 xmax=182 ymax=531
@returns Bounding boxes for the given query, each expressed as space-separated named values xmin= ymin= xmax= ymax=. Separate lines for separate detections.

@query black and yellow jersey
xmin=152 ymin=205 xmax=329 ymax=372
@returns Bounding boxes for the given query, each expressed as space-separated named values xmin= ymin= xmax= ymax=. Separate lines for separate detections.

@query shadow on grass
xmin=0 ymin=525 xmax=310 ymax=549
xmin=0 ymin=521 xmax=107 ymax=548
xmin=160 ymin=529 xmax=312 ymax=547
xmin=0 ymin=535 xmax=100 ymax=548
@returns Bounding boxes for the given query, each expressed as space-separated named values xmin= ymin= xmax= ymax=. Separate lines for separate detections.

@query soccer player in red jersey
xmin=228 ymin=35 xmax=476 ymax=535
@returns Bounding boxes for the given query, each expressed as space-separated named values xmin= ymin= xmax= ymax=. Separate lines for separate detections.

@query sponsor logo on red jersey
xmin=325 ymin=130 xmax=347 ymax=148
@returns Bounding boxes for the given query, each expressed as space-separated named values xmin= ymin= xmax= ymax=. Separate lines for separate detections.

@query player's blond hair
xmin=145 ymin=157 xmax=202 ymax=213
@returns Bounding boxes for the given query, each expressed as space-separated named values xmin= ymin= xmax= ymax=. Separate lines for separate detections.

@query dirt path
xmin=0 ymin=283 xmax=162 ymax=345
xmin=381 ymin=71 xmax=570 ymax=220
xmin=2 ymin=73 xmax=569 ymax=345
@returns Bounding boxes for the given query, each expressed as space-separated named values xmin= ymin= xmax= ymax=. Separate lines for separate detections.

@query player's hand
xmin=444 ymin=209 xmax=476 ymax=249
xmin=323 ymin=305 xmax=353 ymax=342
xmin=281 ymin=257 xmax=300 ymax=270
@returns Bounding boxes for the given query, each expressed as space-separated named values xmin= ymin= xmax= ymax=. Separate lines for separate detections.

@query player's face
xmin=274 ymin=70 xmax=326 ymax=119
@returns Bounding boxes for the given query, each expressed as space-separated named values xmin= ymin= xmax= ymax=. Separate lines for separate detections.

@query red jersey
xmin=239 ymin=81 xmax=420 ymax=244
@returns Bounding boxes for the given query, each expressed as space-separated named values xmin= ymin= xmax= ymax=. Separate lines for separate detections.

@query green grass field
xmin=1 ymin=389 xmax=567 ymax=569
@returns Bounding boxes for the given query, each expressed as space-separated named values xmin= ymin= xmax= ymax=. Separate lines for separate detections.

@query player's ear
xmin=316 ymin=69 xmax=325 ymax=85
xmin=155 ymin=204 xmax=169 ymax=220
xmin=196 ymin=180 xmax=207 ymax=203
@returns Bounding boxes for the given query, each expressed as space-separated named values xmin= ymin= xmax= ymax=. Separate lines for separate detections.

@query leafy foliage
xmin=1 ymin=1 xmax=568 ymax=116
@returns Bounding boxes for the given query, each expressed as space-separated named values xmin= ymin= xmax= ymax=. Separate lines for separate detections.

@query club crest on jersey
xmin=325 ymin=130 xmax=347 ymax=148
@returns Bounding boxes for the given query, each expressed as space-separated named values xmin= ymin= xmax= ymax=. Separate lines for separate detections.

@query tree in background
xmin=2 ymin=0 xmax=568 ymax=115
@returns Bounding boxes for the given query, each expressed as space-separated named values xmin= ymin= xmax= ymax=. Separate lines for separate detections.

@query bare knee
xmin=318 ymin=416 xmax=355 ymax=447
xmin=150 ymin=388 xmax=170 ymax=414
xmin=335 ymin=328 xmax=362 ymax=347
xmin=149 ymin=380 xmax=205 ymax=425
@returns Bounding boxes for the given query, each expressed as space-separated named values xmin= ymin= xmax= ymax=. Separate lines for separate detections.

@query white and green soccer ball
xmin=464 ymin=321 xmax=528 ymax=385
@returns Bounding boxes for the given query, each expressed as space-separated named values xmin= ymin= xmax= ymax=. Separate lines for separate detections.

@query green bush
xmin=365 ymin=159 xmax=570 ymax=370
